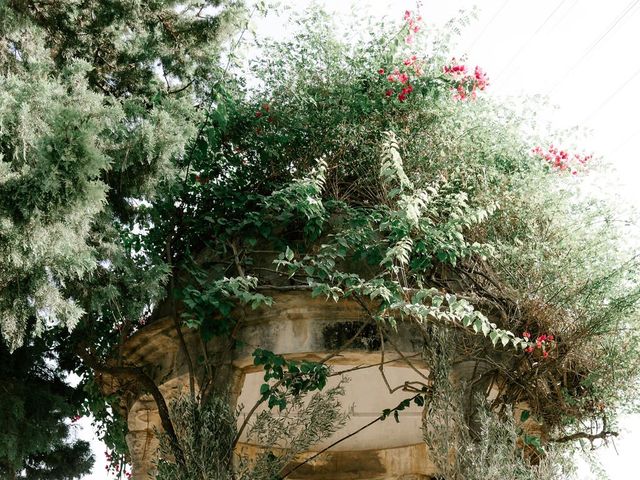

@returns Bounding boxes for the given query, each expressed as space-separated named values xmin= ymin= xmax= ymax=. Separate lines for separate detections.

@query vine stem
xmin=282 ymin=393 xmax=422 ymax=478
xmin=166 ymin=239 xmax=196 ymax=401
xmin=230 ymin=318 xmax=372 ymax=450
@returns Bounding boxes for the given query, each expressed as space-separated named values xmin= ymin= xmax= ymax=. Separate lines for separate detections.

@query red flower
xmin=404 ymin=10 xmax=412 ymax=20
xmin=404 ymin=55 xmax=417 ymax=66
xmin=543 ymin=351 xmax=549 ymax=358
xmin=523 ymin=331 xmax=531 ymax=339
xmin=385 ymin=89 xmax=393 ymax=97
xmin=455 ymin=84 xmax=467 ymax=100
xmin=474 ymin=66 xmax=489 ymax=90
xmin=378 ymin=68 xmax=385 ymax=75
xmin=533 ymin=145 xmax=591 ymax=174
xmin=255 ymin=111 xmax=262 ymax=118
xmin=525 ymin=346 xmax=534 ymax=353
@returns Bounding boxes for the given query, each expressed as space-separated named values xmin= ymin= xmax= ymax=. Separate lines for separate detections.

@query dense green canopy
xmin=0 ymin=0 xmax=244 ymax=475
xmin=1 ymin=2 xmax=639 ymax=479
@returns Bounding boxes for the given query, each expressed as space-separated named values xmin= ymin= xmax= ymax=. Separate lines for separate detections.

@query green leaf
xmin=473 ymin=318 xmax=482 ymax=333
xmin=285 ymin=246 xmax=294 ymax=261
xmin=481 ymin=320 xmax=491 ymax=336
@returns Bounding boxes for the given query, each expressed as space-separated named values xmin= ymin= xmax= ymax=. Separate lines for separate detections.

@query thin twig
xmin=166 ymin=239 xmax=196 ymax=401
xmin=282 ymin=393 xmax=422 ymax=478
xmin=230 ymin=316 xmax=372 ymax=450
xmin=328 ymin=353 xmax=421 ymax=377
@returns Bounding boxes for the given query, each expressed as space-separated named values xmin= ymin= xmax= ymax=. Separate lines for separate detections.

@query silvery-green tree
xmin=0 ymin=0 xmax=245 ymax=474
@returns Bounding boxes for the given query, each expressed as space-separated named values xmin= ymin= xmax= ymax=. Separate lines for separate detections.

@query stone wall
xmin=101 ymin=290 xmax=445 ymax=479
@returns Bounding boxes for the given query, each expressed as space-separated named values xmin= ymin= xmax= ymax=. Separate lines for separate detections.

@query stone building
xmin=100 ymin=290 xmax=447 ymax=479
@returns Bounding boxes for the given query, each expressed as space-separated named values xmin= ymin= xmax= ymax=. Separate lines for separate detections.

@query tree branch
xmin=231 ymin=315 xmax=372 ymax=450
xmin=76 ymin=347 xmax=186 ymax=467
xmin=551 ymin=429 xmax=618 ymax=444
xmin=165 ymin=239 xmax=196 ymax=401
xmin=282 ymin=393 xmax=422 ymax=478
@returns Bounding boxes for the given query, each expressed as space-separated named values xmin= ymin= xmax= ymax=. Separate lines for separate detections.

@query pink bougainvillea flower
xmin=454 ymin=83 xmax=467 ymax=100
xmin=405 ymin=34 xmax=415 ymax=45
xmin=404 ymin=10 xmax=412 ymax=20
xmin=523 ymin=331 xmax=531 ymax=339
xmin=385 ymin=89 xmax=393 ymax=97
xmin=525 ymin=346 xmax=534 ymax=353
xmin=474 ymin=66 xmax=489 ymax=90
xmin=532 ymin=145 xmax=591 ymax=174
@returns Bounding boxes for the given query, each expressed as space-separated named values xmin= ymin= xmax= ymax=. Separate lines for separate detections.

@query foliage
xmin=421 ymin=326 xmax=577 ymax=480
xmin=156 ymin=382 xmax=347 ymax=480
xmin=252 ymin=348 xmax=329 ymax=410
xmin=151 ymin=6 xmax=639 ymax=474
xmin=238 ymin=380 xmax=347 ymax=480
xmin=0 ymin=333 xmax=93 ymax=479
xmin=1 ymin=2 xmax=639 ymax=479
xmin=0 ymin=0 xmax=247 ymax=469
xmin=156 ymin=396 xmax=236 ymax=480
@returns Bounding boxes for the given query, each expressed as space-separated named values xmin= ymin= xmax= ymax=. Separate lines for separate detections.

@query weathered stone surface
xmin=103 ymin=291 xmax=438 ymax=479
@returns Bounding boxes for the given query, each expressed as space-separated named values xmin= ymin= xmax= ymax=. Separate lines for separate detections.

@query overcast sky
xmin=78 ymin=1 xmax=640 ymax=478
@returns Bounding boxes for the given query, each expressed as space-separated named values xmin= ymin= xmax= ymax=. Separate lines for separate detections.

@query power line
xmin=493 ymin=0 xmax=569 ymax=84
xmin=549 ymin=0 xmax=581 ymax=32
xmin=583 ymin=64 xmax=640 ymax=124
xmin=611 ymin=127 xmax=640 ymax=154
xmin=465 ymin=0 xmax=510 ymax=54
xmin=547 ymin=0 xmax=640 ymax=95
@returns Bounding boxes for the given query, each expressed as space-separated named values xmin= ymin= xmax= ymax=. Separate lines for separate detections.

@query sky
xmin=77 ymin=1 xmax=640 ymax=478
